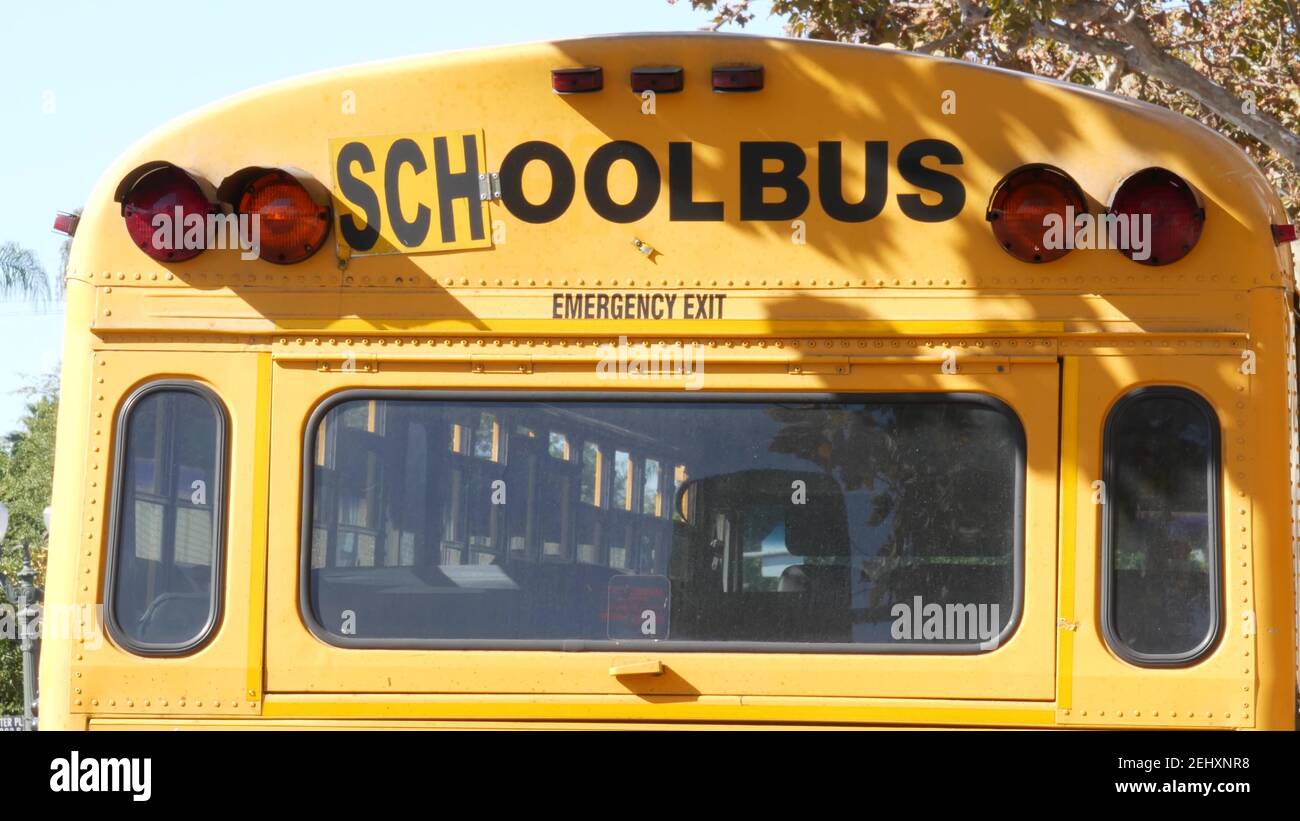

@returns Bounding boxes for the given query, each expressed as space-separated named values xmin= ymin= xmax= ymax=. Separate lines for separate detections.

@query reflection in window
xmin=580 ymin=442 xmax=602 ymax=506
xmin=643 ymin=459 xmax=662 ymax=517
xmin=110 ymin=385 xmax=225 ymax=651
xmin=612 ymin=450 xmax=633 ymax=511
xmin=1105 ymin=389 xmax=1220 ymax=661
xmin=306 ymin=397 xmax=1022 ymax=649
xmin=548 ymin=431 xmax=570 ymax=461
xmin=473 ymin=413 xmax=500 ymax=462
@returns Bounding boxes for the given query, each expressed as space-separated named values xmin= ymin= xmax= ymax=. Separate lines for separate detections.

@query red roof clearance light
xmin=1272 ymin=224 xmax=1297 ymax=244
xmin=552 ymin=66 xmax=603 ymax=94
xmin=986 ymin=164 xmax=1088 ymax=263
xmin=121 ymin=166 xmax=214 ymax=262
xmin=1108 ymin=167 xmax=1204 ymax=265
xmin=631 ymin=66 xmax=684 ymax=94
xmin=712 ymin=65 xmax=763 ymax=92
xmin=52 ymin=212 xmax=79 ymax=236
xmin=236 ymin=170 xmax=330 ymax=264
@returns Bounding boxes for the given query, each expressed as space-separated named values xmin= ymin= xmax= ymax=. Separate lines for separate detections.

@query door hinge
xmin=478 ymin=172 xmax=502 ymax=202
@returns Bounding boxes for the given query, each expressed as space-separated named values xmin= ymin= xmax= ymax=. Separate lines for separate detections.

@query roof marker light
xmin=1272 ymin=224 xmax=1297 ymax=244
xmin=631 ymin=66 xmax=684 ymax=94
xmin=53 ymin=212 xmax=79 ymax=236
xmin=712 ymin=64 xmax=763 ymax=92
xmin=552 ymin=66 xmax=603 ymax=94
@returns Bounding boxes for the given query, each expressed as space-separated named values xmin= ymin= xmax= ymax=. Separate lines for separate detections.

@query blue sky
xmin=0 ymin=0 xmax=784 ymax=433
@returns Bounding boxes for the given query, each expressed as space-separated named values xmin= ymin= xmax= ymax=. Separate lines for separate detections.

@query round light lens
xmin=237 ymin=170 xmax=330 ymax=264
xmin=1108 ymin=167 xmax=1204 ymax=265
xmin=122 ymin=167 xmax=212 ymax=262
xmin=987 ymin=164 xmax=1088 ymax=263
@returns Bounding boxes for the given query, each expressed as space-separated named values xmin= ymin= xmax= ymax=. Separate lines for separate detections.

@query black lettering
xmin=896 ymin=139 xmax=965 ymax=222
xmin=819 ymin=141 xmax=888 ymax=222
xmin=740 ymin=142 xmax=809 ymax=221
xmin=669 ymin=142 xmax=723 ymax=221
xmin=500 ymin=141 xmax=576 ymax=223
xmin=596 ymin=293 xmax=610 ymax=319
xmin=552 ymin=294 xmax=563 ymax=319
xmin=664 ymin=294 xmax=678 ymax=318
xmin=432 ymin=134 xmax=485 ymax=242
xmin=638 ymin=293 xmax=652 ymax=318
xmin=335 ymin=142 xmax=381 ymax=252
xmin=565 ymin=293 xmax=583 ymax=318
xmin=384 ymin=138 xmax=431 ymax=248
xmin=716 ymin=293 xmax=727 ymax=318
xmin=583 ymin=293 xmax=595 ymax=318
xmin=584 ymin=141 xmax=661 ymax=223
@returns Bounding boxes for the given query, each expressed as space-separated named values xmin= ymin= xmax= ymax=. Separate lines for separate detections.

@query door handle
xmin=609 ymin=660 xmax=664 ymax=677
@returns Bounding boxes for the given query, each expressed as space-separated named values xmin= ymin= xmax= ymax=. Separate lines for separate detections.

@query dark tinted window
xmin=108 ymin=384 xmax=225 ymax=652
xmin=1104 ymin=388 xmax=1220 ymax=662
xmin=305 ymin=395 xmax=1023 ymax=651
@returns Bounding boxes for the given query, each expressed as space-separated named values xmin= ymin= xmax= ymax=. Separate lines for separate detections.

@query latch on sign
xmin=788 ymin=357 xmax=849 ymax=375
xmin=471 ymin=355 xmax=532 ymax=374
xmin=316 ymin=355 xmax=378 ymax=373
xmin=478 ymin=172 xmax=502 ymax=202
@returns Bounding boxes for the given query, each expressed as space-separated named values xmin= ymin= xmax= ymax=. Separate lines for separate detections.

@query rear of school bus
xmin=39 ymin=33 xmax=1297 ymax=729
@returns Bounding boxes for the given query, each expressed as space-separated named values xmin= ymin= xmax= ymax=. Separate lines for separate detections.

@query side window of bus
xmin=106 ymin=382 xmax=227 ymax=653
xmin=1103 ymin=387 xmax=1221 ymax=664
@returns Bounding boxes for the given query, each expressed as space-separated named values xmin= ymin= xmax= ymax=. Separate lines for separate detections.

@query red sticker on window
xmin=606 ymin=575 xmax=671 ymax=640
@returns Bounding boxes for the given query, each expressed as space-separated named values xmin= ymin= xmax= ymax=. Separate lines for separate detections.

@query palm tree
xmin=0 ymin=242 xmax=52 ymax=304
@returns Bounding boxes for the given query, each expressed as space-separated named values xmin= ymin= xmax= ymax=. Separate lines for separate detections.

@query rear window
xmin=106 ymin=382 xmax=226 ymax=653
xmin=303 ymin=393 xmax=1024 ymax=652
xmin=1102 ymin=387 xmax=1221 ymax=664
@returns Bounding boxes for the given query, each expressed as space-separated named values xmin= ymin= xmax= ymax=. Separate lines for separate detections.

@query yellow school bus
xmin=39 ymin=32 xmax=1298 ymax=729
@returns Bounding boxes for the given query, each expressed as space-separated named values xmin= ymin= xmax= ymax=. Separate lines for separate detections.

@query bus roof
xmin=70 ymin=33 xmax=1294 ymax=338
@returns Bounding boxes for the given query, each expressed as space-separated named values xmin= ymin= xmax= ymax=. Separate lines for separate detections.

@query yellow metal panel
xmin=245 ymin=353 xmax=273 ymax=702
xmin=1062 ymin=354 xmax=1262 ymax=728
xmin=1056 ymin=357 xmax=1080 ymax=714
xmin=71 ymin=351 xmax=266 ymax=719
xmin=264 ymin=357 xmax=1059 ymax=702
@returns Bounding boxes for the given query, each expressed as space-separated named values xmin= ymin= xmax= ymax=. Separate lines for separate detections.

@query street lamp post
xmin=0 ymin=501 xmax=45 ymax=731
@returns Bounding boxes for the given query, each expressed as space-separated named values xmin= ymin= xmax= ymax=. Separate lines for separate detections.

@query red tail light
xmin=1108 ymin=167 xmax=1204 ymax=265
xmin=631 ymin=66 xmax=684 ymax=93
xmin=120 ymin=166 xmax=214 ymax=262
xmin=986 ymin=164 xmax=1088 ymax=263
xmin=236 ymin=169 xmax=330 ymax=264
xmin=552 ymin=66 xmax=602 ymax=94
xmin=1272 ymin=224 xmax=1297 ymax=244
xmin=712 ymin=65 xmax=763 ymax=92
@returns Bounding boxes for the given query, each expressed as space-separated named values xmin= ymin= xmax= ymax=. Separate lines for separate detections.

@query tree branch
xmin=1031 ymin=14 xmax=1300 ymax=166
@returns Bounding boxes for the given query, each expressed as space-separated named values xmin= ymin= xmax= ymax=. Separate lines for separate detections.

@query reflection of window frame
xmin=104 ymin=380 xmax=228 ymax=656
xmin=1100 ymin=386 xmax=1222 ymax=666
